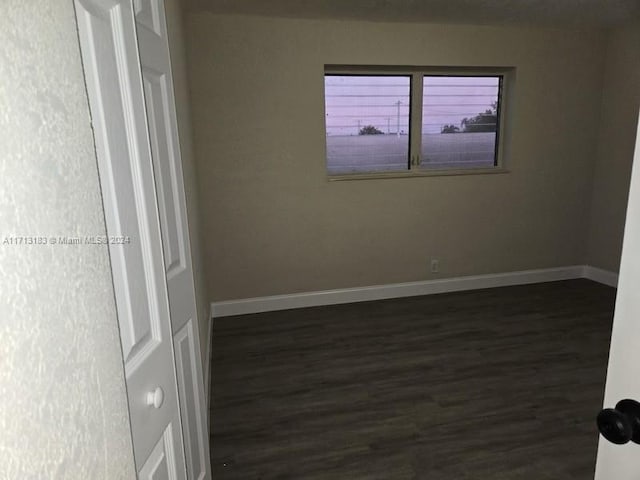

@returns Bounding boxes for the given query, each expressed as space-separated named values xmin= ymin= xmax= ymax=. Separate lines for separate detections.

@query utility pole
xmin=387 ymin=117 xmax=390 ymax=134
xmin=396 ymin=100 xmax=402 ymax=137
xmin=357 ymin=119 xmax=361 ymax=135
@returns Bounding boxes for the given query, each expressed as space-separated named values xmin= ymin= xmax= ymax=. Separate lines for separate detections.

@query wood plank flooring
xmin=210 ymin=279 xmax=615 ymax=479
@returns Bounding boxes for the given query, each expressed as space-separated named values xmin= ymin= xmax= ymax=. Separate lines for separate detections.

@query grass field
xmin=326 ymin=132 xmax=497 ymax=175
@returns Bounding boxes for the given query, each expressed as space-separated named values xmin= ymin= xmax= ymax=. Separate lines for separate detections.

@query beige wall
xmin=0 ymin=0 xmax=135 ymax=477
xmin=586 ymin=24 xmax=640 ymax=273
xmin=165 ymin=0 xmax=211 ymax=365
xmin=187 ymin=14 xmax=608 ymax=301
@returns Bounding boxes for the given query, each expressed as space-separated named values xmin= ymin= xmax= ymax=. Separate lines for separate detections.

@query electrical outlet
xmin=430 ymin=258 xmax=439 ymax=273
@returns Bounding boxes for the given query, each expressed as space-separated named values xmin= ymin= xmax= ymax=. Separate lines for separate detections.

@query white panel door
xmin=595 ymin=112 xmax=640 ymax=479
xmin=134 ymin=1 xmax=212 ymax=478
xmin=74 ymin=0 xmax=186 ymax=477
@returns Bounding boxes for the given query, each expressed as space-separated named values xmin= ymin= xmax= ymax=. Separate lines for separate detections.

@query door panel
xmin=175 ymin=320 xmax=209 ymax=480
xmin=141 ymin=66 xmax=186 ymax=277
xmin=74 ymin=0 xmax=186 ymax=475
xmin=595 ymin=112 xmax=640 ymax=478
xmin=135 ymin=0 xmax=197 ymax=335
xmin=134 ymin=0 xmax=162 ymax=36
xmin=135 ymin=1 xmax=213 ymax=478
xmin=139 ymin=426 xmax=180 ymax=480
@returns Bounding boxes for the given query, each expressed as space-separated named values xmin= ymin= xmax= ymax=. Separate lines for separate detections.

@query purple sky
xmin=324 ymin=75 xmax=500 ymax=135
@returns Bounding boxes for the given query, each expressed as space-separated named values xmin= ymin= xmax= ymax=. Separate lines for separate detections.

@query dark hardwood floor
xmin=210 ymin=279 xmax=615 ymax=479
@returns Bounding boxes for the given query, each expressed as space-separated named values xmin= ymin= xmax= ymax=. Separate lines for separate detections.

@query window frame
xmin=324 ymin=65 xmax=513 ymax=180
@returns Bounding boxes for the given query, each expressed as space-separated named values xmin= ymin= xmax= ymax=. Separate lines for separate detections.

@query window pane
xmin=325 ymin=75 xmax=410 ymax=175
xmin=421 ymin=76 xmax=501 ymax=170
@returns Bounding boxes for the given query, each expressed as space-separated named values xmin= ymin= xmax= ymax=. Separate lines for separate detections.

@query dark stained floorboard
xmin=210 ymin=279 xmax=615 ymax=479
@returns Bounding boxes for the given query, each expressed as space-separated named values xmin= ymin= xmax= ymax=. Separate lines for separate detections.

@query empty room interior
xmin=3 ymin=0 xmax=640 ymax=478
xmin=189 ymin=4 xmax=640 ymax=478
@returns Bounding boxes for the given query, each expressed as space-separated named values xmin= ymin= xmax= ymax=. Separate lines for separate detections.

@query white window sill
xmin=327 ymin=167 xmax=510 ymax=181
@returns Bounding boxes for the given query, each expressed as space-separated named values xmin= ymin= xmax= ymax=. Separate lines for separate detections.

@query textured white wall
xmin=0 ymin=0 xmax=136 ymax=478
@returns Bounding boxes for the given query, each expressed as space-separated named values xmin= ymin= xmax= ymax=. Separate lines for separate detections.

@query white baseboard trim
xmin=583 ymin=265 xmax=619 ymax=287
xmin=210 ymin=265 xmax=619 ymax=318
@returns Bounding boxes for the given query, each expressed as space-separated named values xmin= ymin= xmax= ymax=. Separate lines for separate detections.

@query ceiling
xmin=186 ymin=0 xmax=640 ymax=28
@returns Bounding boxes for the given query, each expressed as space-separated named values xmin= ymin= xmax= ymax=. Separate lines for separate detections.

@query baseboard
xmin=210 ymin=265 xmax=605 ymax=317
xmin=582 ymin=265 xmax=619 ymax=287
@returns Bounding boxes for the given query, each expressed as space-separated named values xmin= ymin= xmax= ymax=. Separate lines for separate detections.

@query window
xmin=324 ymin=75 xmax=411 ymax=175
xmin=324 ymin=67 xmax=510 ymax=177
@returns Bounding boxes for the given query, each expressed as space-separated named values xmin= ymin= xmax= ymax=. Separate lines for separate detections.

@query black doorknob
xmin=597 ymin=399 xmax=640 ymax=445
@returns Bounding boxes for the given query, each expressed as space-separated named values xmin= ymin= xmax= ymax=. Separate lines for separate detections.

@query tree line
xmin=357 ymin=103 xmax=498 ymax=136
xmin=441 ymin=102 xmax=498 ymax=134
